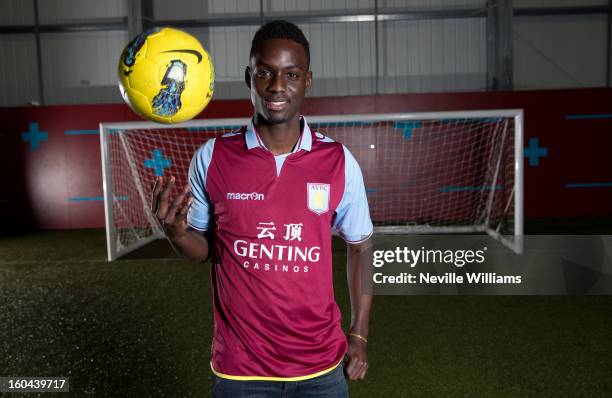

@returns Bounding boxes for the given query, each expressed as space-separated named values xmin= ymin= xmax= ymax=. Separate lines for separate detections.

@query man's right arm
xmin=171 ymin=227 xmax=210 ymax=262
xmin=151 ymin=175 xmax=210 ymax=262
xmin=152 ymin=139 xmax=216 ymax=262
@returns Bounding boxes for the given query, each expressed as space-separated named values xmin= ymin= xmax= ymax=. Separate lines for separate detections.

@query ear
xmin=305 ymin=70 xmax=313 ymax=91
xmin=245 ymin=66 xmax=252 ymax=89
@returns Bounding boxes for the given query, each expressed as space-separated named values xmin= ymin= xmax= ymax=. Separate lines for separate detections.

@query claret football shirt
xmin=187 ymin=116 xmax=373 ymax=381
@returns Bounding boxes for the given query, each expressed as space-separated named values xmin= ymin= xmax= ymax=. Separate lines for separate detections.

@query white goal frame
xmin=100 ymin=110 xmax=523 ymax=261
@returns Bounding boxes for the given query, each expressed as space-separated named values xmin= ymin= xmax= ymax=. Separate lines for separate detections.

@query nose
xmin=267 ymin=72 xmax=286 ymax=93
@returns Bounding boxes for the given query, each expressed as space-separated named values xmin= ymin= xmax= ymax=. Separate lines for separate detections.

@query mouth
xmin=264 ymin=99 xmax=288 ymax=111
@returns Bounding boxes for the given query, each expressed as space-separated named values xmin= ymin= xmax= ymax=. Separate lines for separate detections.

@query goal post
xmin=100 ymin=110 xmax=524 ymax=261
xmin=100 ymin=117 xmax=249 ymax=261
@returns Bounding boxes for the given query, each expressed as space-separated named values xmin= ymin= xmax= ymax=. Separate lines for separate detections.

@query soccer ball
xmin=118 ymin=27 xmax=215 ymax=124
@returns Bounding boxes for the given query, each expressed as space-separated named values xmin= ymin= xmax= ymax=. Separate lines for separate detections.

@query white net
xmin=101 ymin=111 xmax=522 ymax=260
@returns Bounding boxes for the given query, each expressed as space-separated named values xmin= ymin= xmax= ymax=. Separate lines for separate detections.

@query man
xmin=152 ymin=20 xmax=373 ymax=397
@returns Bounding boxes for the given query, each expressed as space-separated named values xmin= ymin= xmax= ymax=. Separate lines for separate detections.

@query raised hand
xmin=151 ymin=175 xmax=192 ymax=243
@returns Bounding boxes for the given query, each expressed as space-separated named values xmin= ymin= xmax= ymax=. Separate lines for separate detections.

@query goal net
xmin=100 ymin=110 xmax=523 ymax=261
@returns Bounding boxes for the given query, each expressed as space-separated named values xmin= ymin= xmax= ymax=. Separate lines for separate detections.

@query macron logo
xmin=227 ymin=192 xmax=265 ymax=201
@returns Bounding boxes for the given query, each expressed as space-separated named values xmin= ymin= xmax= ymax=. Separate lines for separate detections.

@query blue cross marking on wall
xmin=21 ymin=122 xmax=48 ymax=150
xmin=524 ymin=137 xmax=548 ymax=167
xmin=145 ymin=149 xmax=172 ymax=176
xmin=393 ymin=121 xmax=422 ymax=140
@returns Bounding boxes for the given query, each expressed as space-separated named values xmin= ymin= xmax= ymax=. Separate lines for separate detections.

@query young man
xmin=152 ymin=20 xmax=373 ymax=397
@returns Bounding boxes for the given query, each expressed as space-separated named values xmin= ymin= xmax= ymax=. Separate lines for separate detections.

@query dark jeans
xmin=211 ymin=363 xmax=349 ymax=398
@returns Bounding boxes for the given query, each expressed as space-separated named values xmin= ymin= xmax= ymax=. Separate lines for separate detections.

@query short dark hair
xmin=250 ymin=20 xmax=310 ymax=67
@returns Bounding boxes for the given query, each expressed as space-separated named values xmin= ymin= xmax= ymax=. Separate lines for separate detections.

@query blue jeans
xmin=211 ymin=363 xmax=349 ymax=398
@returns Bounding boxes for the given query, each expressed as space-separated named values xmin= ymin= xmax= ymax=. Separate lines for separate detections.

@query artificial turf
xmin=0 ymin=230 xmax=610 ymax=397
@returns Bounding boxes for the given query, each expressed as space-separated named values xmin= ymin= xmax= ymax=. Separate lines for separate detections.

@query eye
xmin=287 ymin=72 xmax=299 ymax=79
xmin=255 ymin=69 xmax=270 ymax=79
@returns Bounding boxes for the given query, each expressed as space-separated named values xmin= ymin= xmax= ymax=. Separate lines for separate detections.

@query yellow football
xmin=118 ymin=27 xmax=215 ymax=124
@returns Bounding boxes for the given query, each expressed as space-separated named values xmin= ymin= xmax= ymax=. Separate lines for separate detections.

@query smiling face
xmin=246 ymin=38 xmax=312 ymax=125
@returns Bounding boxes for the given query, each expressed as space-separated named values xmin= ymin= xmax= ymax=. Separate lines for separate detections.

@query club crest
xmin=307 ymin=183 xmax=330 ymax=215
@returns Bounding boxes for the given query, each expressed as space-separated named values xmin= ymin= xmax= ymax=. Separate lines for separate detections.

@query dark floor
xmin=0 ymin=228 xmax=611 ymax=397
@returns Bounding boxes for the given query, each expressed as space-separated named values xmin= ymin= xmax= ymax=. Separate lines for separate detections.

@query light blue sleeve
xmin=187 ymin=138 xmax=215 ymax=231
xmin=332 ymin=145 xmax=374 ymax=243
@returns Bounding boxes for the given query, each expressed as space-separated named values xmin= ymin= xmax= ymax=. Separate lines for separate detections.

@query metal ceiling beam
xmin=514 ymin=5 xmax=608 ymax=17
xmin=375 ymin=0 xmax=379 ymax=94
xmin=0 ymin=18 xmax=126 ymax=34
xmin=126 ymin=0 xmax=142 ymax=38
xmin=141 ymin=0 xmax=154 ymax=31
xmin=487 ymin=0 xmax=513 ymax=91
xmin=259 ymin=0 xmax=265 ymax=26
xmin=1 ymin=5 xmax=610 ymax=36
xmin=140 ymin=6 xmax=612 ymax=29
xmin=150 ymin=8 xmax=484 ymax=28
xmin=606 ymin=0 xmax=612 ymax=87
xmin=33 ymin=0 xmax=44 ymax=105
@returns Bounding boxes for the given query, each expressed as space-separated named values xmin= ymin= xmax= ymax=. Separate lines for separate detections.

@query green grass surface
xmin=1 ymin=230 xmax=611 ymax=397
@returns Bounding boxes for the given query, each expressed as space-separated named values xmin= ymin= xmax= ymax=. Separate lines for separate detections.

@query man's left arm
xmin=345 ymin=238 xmax=373 ymax=381
xmin=333 ymin=144 xmax=374 ymax=381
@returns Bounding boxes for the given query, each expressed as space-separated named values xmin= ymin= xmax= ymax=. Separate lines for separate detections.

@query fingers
xmin=152 ymin=176 xmax=192 ymax=224
xmin=151 ymin=176 xmax=164 ymax=213
xmin=156 ymin=176 xmax=176 ymax=219
xmin=345 ymin=357 xmax=368 ymax=381
xmin=178 ymin=196 xmax=193 ymax=218
xmin=355 ymin=360 xmax=368 ymax=380
xmin=152 ymin=175 xmax=175 ymax=221
xmin=345 ymin=359 xmax=356 ymax=380
xmin=165 ymin=184 xmax=191 ymax=225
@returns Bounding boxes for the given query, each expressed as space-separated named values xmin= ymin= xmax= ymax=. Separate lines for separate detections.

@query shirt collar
xmin=245 ymin=115 xmax=313 ymax=153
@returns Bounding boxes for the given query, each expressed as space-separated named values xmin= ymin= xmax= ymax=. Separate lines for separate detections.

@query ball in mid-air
xmin=118 ymin=27 xmax=214 ymax=124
